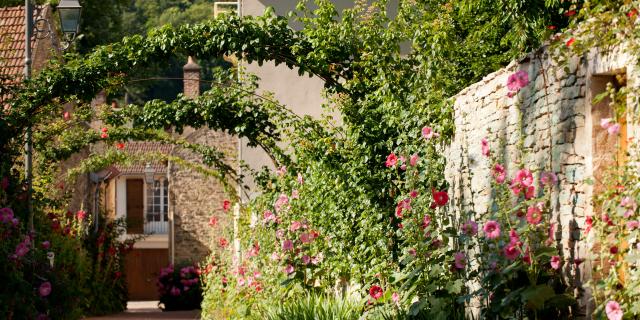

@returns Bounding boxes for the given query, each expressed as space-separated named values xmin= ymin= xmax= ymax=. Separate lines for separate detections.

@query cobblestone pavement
xmin=84 ymin=301 xmax=201 ymax=320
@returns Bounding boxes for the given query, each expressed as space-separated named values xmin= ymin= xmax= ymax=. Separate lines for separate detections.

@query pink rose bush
xmin=157 ymin=262 xmax=203 ymax=311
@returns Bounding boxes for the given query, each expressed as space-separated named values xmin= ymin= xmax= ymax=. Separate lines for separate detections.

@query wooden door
xmin=125 ymin=248 xmax=169 ymax=300
xmin=126 ymin=179 xmax=144 ymax=234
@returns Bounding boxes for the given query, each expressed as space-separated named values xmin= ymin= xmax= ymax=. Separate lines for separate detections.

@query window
xmin=147 ymin=179 xmax=169 ymax=222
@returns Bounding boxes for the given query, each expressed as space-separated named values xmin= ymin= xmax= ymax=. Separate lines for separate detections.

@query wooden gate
xmin=125 ymin=248 xmax=169 ymax=301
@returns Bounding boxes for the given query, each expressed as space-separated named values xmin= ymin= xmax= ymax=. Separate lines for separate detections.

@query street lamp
xmin=57 ymin=0 xmax=82 ymax=37
xmin=24 ymin=0 xmax=82 ymax=231
xmin=144 ymin=163 xmax=155 ymax=185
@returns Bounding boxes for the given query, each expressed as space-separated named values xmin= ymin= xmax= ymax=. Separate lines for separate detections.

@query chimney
xmin=183 ymin=56 xmax=201 ymax=98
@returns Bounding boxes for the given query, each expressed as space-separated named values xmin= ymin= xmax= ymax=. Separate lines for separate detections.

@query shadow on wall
xmin=173 ymin=214 xmax=214 ymax=264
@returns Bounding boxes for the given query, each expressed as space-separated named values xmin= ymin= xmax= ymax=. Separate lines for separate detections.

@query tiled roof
xmin=0 ymin=6 xmax=39 ymax=85
xmin=110 ymin=141 xmax=174 ymax=176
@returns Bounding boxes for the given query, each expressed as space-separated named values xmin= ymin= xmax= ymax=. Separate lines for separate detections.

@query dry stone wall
xmin=445 ymin=45 xmax=639 ymax=315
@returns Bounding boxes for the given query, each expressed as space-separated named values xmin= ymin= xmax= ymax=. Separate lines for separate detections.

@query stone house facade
xmin=93 ymin=56 xmax=237 ymax=299
xmin=445 ymin=45 xmax=638 ymax=316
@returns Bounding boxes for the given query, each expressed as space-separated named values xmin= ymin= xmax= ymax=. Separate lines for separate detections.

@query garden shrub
xmin=158 ymin=262 xmax=203 ymax=311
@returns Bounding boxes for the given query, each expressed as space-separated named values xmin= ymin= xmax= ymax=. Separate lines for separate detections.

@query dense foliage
xmin=2 ymin=0 xmax=640 ymax=318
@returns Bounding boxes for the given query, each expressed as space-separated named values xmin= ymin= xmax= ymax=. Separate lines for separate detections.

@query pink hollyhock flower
xmin=503 ymin=244 xmax=520 ymax=260
xmin=483 ymin=220 xmax=501 ymax=239
xmin=540 ymin=171 xmax=558 ymax=187
xmin=208 ymin=215 xmax=218 ymax=227
xmin=606 ymin=300 xmax=623 ymax=320
xmin=218 ymin=237 xmax=228 ymax=248
xmin=601 ymin=118 xmax=613 ymax=129
xmin=15 ymin=240 xmax=29 ymax=257
xmin=409 ymin=154 xmax=419 ymax=166
xmin=237 ymin=277 xmax=246 ymax=286
xmin=369 ymin=285 xmax=383 ymax=300
xmin=524 ymin=186 xmax=535 ymax=200
xmin=621 ymin=196 xmax=636 ymax=208
xmin=100 ymin=132 xmax=108 ymax=139
xmin=627 ymin=221 xmax=639 ymax=230
xmin=461 ymin=220 xmax=478 ymax=236
xmin=284 ymin=264 xmax=295 ymax=274
xmin=39 ymin=282 xmax=52 ymax=297
xmin=297 ymin=172 xmax=304 ymax=184
xmin=275 ymin=229 xmax=285 ymax=239
xmin=270 ymin=252 xmax=280 ymax=261
xmin=507 ymin=70 xmax=529 ymax=91
xmin=408 ymin=248 xmax=417 ymax=256
xmin=454 ymin=252 xmax=466 ymax=269
xmin=432 ymin=190 xmax=449 ymax=207
xmin=509 ymin=229 xmax=520 ymax=245
xmin=300 ymin=233 xmax=312 ymax=243
xmin=493 ymin=164 xmax=506 ymax=184
xmin=515 ymin=169 xmax=534 ymax=187
xmin=481 ymin=138 xmax=490 ymax=157
xmin=422 ymin=214 xmax=432 ymax=229
xmin=550 ymin=255 xmax=561 ymax=270
xmin=274 ymin=194 xmax=289 ymax=212
xmin=291 ymin=189 xmax=299 ymax=199
xmin=421 ymin=126 xmax=439 ymax=140
xmin=301 ymin=255 xmax=311 ymax=265
xmin=290 ymin=221 xmax=302 ymax=232
xmin=263 ymin=210 xmax=276 ymax=224
xmin=276 ymin=166 xmax=287 ymax=177
xmin=41 ymin=241 xmax=50 ymax=249
xmin=526 ymin=204 xmax=543 ymax=225
xmin=63 ymin=111 xmax=71 ymax=120
xmin=170 ymin=287 xmax=181 ymax=296
xmin=392 ymin=292 xmax=400 ymax=303
xmin=248 ymin=243 xmax=260 ymax=257
xmin=386 ymin=153 xmax=398 ymax=168
xmin=608 ymin=123 xmax=621 ymax=135
xmin=282 ymin=240 xmax=294 ymax=251
xmin=410 ymin=190 xmax=418 ymax=198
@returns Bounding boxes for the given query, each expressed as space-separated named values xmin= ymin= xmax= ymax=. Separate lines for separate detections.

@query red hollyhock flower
xmin=218 ymin=237 xmax=229 ymax=247
xmin=369 ymin=285 xmax=383 ymax=300
xmin=566 ymin=38 xmax=575 ymax=47
xmin=222 ymin=199 xmax=231 ymax=212
xmin=564 ymin=10 xmax=576 ymax=16
xmin=76 ymin=210 xmax=87 ymax=220
xmin=116 ymin=142 xmax=125 ymax=150
xmin=628 ymin=8 xmax=638 ymax=18
xmin=432 ymin=190 xmax=449 ymax=207
xmin=547 ymin=25 xmax=557 ymax=30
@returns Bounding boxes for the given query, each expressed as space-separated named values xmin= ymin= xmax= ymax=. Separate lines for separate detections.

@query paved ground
xmin=84 ymin=301 xmax=201 ymax=320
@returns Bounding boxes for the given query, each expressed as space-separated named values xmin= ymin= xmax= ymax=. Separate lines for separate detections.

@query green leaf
xmin=520 ymin=284 xmax=555 ymax=310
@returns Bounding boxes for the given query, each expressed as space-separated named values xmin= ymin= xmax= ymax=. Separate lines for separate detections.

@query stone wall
xmin=445 ymin=45 xmax=639 ymax=316
xmin=170 ymin=58 xmax=238 ymax=263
